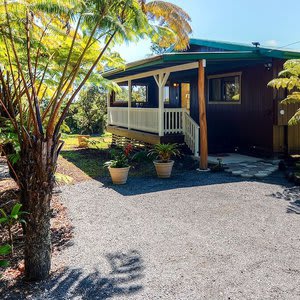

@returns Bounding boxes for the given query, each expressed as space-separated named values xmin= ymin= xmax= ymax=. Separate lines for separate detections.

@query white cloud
xmin=264 ymin=40 xmax=278 ymax=47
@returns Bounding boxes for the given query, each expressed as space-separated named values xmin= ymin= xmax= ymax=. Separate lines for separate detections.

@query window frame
xmin=207 ymin=72 xmax=242 ymax=105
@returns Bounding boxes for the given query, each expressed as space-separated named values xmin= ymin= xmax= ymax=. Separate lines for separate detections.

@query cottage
xmin=103 ymin=39 xmax=300 ymax=168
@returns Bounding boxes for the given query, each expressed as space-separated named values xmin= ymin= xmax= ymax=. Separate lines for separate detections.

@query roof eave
xmin=103 ymin=51 xmax=263 ymax=79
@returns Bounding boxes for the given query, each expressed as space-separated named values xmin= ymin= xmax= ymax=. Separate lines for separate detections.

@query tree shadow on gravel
xmin=271 ymin=186 xmax=300 ymax=214
xmin=1 ymin=250 xmax=144 ymax=300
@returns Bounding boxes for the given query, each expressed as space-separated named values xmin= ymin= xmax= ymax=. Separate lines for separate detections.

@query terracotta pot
xmin=108 ymin=166 xmax=130 ymax=184
xmin=153 ymin=160 xmax=174 ymax=178
xmin=77 ymin=135 xmax=90 ymax=148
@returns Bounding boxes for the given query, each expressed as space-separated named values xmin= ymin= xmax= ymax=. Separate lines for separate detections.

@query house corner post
xmin=198 ymin=59 xmax=208 ymax=169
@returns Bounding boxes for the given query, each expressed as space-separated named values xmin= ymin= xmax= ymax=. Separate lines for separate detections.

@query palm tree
xmin=139 ymin=0 xmax=192 ymax=50
xmin=0 ymin=0 xmax=148 ymax=281
xmin=0 ymin=0 xmax=192 ymax=281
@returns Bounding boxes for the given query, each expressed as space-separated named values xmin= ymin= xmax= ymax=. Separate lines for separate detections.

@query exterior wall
xmin=189 ymin=63 xmax=276 ymax=154
xmin=109 ymin=58 xmax=300 ymax=155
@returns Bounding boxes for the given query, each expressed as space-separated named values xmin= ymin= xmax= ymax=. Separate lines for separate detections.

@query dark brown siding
xmin=189 ymin=63 xmax=276 ymax=154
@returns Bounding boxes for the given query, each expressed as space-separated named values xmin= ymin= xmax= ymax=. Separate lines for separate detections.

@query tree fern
xmin=268 ymin=59 xmax=300 ymax=125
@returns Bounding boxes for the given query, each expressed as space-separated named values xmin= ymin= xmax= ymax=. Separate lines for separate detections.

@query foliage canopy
xmin=269 ymin=59 xmax=300 ymax=125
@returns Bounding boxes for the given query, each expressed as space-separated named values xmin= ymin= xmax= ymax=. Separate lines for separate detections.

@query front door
xmin=181 ymin=83 xmax=191 ymax=114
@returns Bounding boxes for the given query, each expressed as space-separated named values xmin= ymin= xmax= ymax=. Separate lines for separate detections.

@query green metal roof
xmin=189 ymin=38 xmax=256 ymax=51
xmin=189 ymin=38 xmax=300 ymax=59
xmin=103 ymin=39 xmax=300 ymax=80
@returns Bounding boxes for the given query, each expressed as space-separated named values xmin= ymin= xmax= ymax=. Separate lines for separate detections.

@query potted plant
xmin=104 ymin=144 xmax=133 ymax=184
xmin=148 ymin=143 xmax=180 ymax=178
xmin=77 ymin=135 xmax=90 ymax=148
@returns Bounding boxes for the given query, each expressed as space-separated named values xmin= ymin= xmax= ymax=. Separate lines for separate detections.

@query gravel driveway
xmin=6 ymin=171 xmax=300 ymax=299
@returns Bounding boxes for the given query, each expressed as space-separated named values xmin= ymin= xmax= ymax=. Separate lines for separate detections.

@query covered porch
xmin=104 ymin=51 xmax=270 ymax=169
xmin=107 ymin=61 xmax=202 ymax=158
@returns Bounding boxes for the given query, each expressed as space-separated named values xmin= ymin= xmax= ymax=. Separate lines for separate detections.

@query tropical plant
xmin=139 ymin=0 xmax=192 ymax=50
xmin=66 ymin=86 xmax=107 ymax=134
xmin=268 ymin=59 xmax=300 ymax=125
xmin=148 ymin=143 xmax=180 ymax=162
xmin=0 ymin=203 xmax=27 ymax=255
xmin=0 ymin=0 xmax=147 ymax=281
xmin=0 ymin=0 xmax=191 ymax=281
xmin=0 ymin=244 xmax=12 ymax=277
xmin=104 ymin=144 xmax=133 ymax=168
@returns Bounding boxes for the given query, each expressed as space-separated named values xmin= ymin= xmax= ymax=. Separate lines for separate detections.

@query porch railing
xmin=129 ymin=108 xmax=159 ymax=133
xmin=164 ymin=108 xmax=184 ymax=134
xmin=107 ymin=107 xmax=200 ymax=156
xmin=108 ymin=107 xmax=159 ymax=133
xmin=107 ymin=107 xmax=128 ymax=128
xmin=183 ymin=112 xmax=200 ymax=157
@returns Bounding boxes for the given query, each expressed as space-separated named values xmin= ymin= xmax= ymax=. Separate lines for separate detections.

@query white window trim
xmin=207 ymin=72 xmax=242 ymax=105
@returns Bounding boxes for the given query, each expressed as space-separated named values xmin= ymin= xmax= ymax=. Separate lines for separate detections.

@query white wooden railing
xmin=183 ymin=112 xmax=200 ymax=157
xmin=129 ymin=108 xmax=159 ymax=133
xmin=163 ymin=108 xmax=184 ymax=134
xmin=107 ymin=107 xmax=128 ymax=128
xmin=108 ymin=107 xmax=159 ymax=133
xmin=107 ymin=107 xmax=200 ymax=156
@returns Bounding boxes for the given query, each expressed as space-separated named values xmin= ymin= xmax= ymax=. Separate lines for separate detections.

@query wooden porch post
xmin=155 ymin=73 xmax=170 ymax=136
xmin=198 ymin=59 xmax=208 ymax=170
xmin=158 ymin=74 xmax=164 ymax=136
xmin=128 ymin=80 xmax=132 ymax=129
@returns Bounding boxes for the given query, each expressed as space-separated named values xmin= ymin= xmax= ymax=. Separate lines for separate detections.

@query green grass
xmin=61 ymin=132 xmax=112 ymax=151
xmin=60 ymin=133 xmax=156 ymax=178
xmin=61 ymin=148 xmax=156 ymax=179
xmin=60 ymin=133 xmax=198 ymax=180
xmin=61 ymin=149 xmax=108 ymax=178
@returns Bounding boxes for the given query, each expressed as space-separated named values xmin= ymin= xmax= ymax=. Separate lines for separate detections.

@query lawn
xmin=61 ymin=133 xmax=112 ymax=151
xmin=60 ymin=133 xmax=198 ymax=180
xmin=60 ymin=133 xmax=156 ymax=179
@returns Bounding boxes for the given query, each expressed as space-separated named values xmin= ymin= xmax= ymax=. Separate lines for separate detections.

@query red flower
xmin=124 ymin=144 xmax=133 ymax=157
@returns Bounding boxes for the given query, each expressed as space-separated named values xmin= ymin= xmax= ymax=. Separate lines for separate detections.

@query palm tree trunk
xmin=24 ymin=189 xmax=52 ymax=281
xmin=18 ymin=138 xmax=57 ymax=281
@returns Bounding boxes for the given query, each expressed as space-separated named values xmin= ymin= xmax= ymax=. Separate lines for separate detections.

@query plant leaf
xmin=10 ymin=203 xmax=22 ymax=218
xmin=0 ymin=244 xmax=11 ymax=256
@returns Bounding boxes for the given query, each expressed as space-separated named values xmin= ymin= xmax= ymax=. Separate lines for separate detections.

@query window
xmin=208 ymin=73 xmax=241 ymax=104
xmin=164 ymin=86 xmax=170 ymax=103
xmin=114 ymin=86 xmax=129 ymax=102
xmin=113 ymin=84 xmax=148 ymax=103
xmin=132 ymin=84 xmax=147 ymax=102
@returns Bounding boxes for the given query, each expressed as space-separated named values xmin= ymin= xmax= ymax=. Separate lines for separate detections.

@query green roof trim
xmin=188 ymin=38 xmax=256 ymax=52
xmin=188 ymin=38 xmax=300 ymax=59
xmin=103 ymin=51 xmax=263 ymax=79
xmin=162 ymin=51 xmax=262 ymax=61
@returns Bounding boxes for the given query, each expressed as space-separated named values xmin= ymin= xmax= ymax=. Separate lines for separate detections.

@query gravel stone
xmin=6 ymin=171 xmax=300 ymax=299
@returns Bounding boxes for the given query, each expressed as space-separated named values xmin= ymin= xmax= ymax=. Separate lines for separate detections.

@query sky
xmin=114 ymin=0 xmax=300 ymax=62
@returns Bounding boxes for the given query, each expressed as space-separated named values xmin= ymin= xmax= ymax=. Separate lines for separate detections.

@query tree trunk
xmin=17 ymin=138 xmax=57 ymax=281
xmin=24 ymin=189 xmax=52 ymax=281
